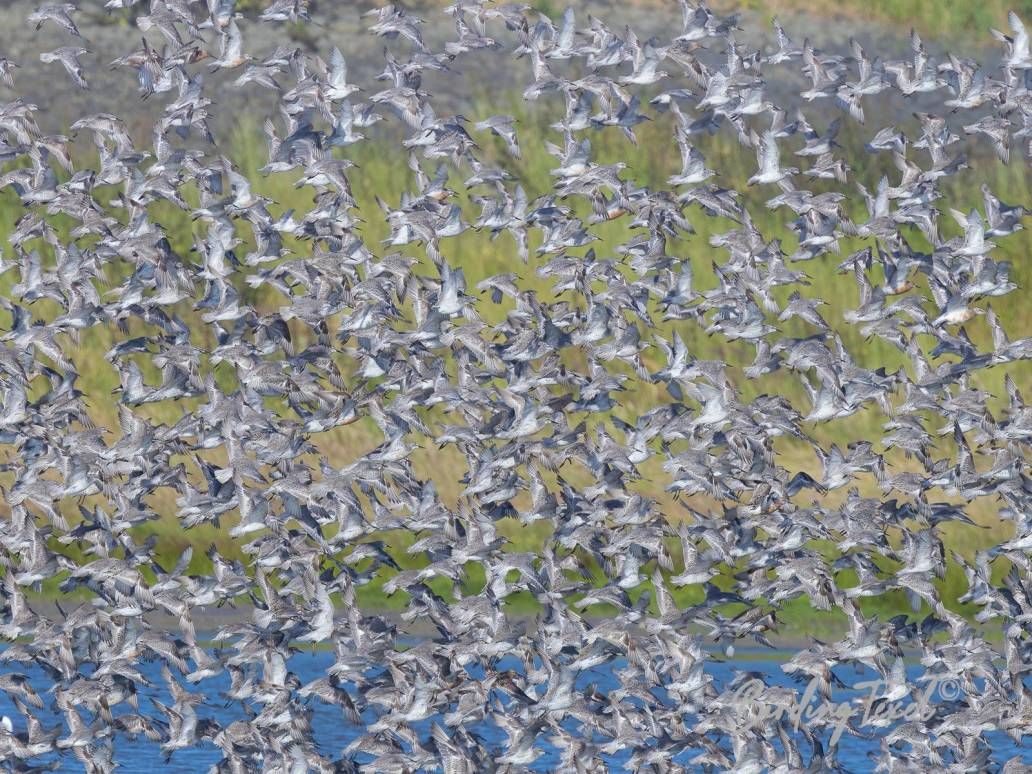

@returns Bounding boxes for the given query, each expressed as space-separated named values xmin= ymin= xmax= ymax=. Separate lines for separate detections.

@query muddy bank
xmin=0 ymin=1 xmax=984 ymax=140
xmin=24 ymin=597 xmax=860 ymax=649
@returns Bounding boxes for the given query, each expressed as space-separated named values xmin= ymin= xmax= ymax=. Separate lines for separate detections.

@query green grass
xmin=634 ymin=0 xmax=1031 ymax=45
xmin=1 ymin=91 xmax=1029 ymax=638
xmin=824 ymin=0 xmax=1031 ymax=42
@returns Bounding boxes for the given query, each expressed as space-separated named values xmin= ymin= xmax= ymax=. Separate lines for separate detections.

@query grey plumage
xmin=0 ymin=3 xmax=1028 ymax=773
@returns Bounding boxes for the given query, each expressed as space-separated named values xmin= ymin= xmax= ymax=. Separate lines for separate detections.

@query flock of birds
xmin=0 ymin=0 xmax=1030 ymax=771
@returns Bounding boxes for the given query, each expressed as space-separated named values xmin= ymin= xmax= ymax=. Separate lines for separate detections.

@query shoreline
xmin=24 ymin=598 xmax=980 ymax=651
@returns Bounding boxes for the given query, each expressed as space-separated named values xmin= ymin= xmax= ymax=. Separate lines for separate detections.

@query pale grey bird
xmin=324 ymin=46 xmax=359 ymax=101
xmin=747 ymin=129 xmax=797 ymax=186
xmin=27 ymin=3 xmax=80 ymax=37
xmin=39 ymin=46 xmax=90 ymax=89
xmin=474 ymin=114 xmax=520 ymax=158
xmin=991 ymin=11 xmax=1031 ymax=69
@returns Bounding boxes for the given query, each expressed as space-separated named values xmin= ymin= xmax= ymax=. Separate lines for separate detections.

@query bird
xmin=39 ymin=46 xmax=90 ymax=89
xmin=27 ymin=3 xmax=80 ymax=37
xmin=747 ymin=129 xmax=797 ymax=186
xmin=0 ymin=2 xmax=1025 ymax=773
xmin=474 ymin=114 xmax=520 ymax=158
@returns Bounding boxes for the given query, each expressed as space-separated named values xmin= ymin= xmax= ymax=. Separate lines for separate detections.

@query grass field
xmin=711 ymin=0 xmax=1032 ymax=42
xmin=1 ymin=85 xmax=1028 ymax=636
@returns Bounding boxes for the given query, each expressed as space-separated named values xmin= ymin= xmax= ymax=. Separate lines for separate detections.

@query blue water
xmin=1 ymin=647 xmax=1028 ymax=771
